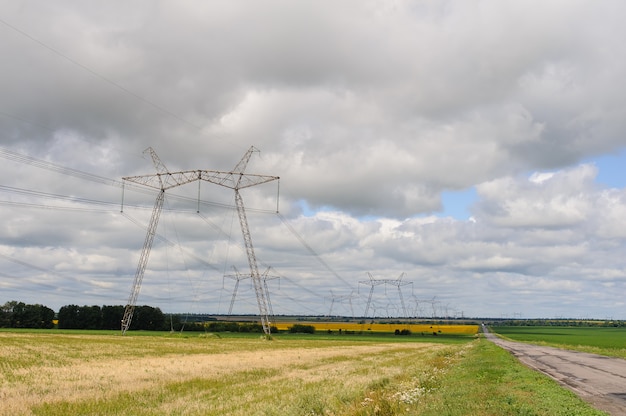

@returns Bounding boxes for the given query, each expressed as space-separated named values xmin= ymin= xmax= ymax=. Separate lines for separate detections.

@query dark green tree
xmin=35 ymin=304 xmax=55 ymax=329
xmin=130 ymin=306 xmax=166 ymax=330
xmin=58 ymin=304 xmax=80 ymax=329
xmin=101 ymin=305 xmax=124 ymax=330
xmin=78 ymin=305 xmax=102 ymax=329
xmin=0 ymin=301 xmax=17 ymax=327
xmin=7 ymin=302 xmax=54 ymax=328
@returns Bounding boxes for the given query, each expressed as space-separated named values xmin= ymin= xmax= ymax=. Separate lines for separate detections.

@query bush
xmin=288 ymin=324 xmax=315 ymax=334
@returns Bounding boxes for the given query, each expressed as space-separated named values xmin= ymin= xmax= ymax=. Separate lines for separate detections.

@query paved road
xmin=483 ymin=325 xmax=626 ymax=415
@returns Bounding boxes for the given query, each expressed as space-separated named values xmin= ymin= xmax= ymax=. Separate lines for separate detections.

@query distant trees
xmin=58 ymin=305 xmax=103 ymax=329
xmin=0 ymin=301 xmax=169 ymax=331
xmin=58 ymin=304 xmax=166 ymax=331
xmin=0 ymin=301 xmax=54 ymax=329
xmin=0 ymin=300 xmax=276 ymax=333
xmin=129 ymin=305 xmax=166 ymax=331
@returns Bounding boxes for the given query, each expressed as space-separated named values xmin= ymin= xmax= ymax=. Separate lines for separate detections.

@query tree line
xmin=0 ymin=301 xmax=273 ymax=333
xmin=0 ymin=301 xmax=55 ymax=329
xmin=0 ymin=301 xmax=167 ymax=331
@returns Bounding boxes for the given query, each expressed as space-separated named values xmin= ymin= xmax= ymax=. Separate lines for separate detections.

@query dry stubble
xmin=0 ymin=333 xmax=448 ymax=415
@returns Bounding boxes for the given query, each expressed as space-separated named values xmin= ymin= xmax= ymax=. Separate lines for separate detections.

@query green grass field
xmin=0 ymin=329 xmax=608 ymax=415
xmin=491 ymin=326 xmax=626 ymax=359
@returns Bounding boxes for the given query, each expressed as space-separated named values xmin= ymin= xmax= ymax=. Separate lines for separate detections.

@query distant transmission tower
xmin=225 ymin=265 xmax=279 ymax=316
xmin=359 ymin=272 xmax=412 ymax=318
xmin=326 ymin=290 xmax=357 ymax=318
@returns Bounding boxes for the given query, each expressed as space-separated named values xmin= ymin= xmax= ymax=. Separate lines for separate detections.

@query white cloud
xmin=1 ymin=1 xmax=626 ymax=319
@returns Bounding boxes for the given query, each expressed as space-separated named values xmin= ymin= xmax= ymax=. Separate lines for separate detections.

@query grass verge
xmin=406 ymin=338 xmax=608 ymax=416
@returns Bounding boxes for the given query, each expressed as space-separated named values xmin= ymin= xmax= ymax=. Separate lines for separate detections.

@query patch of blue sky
xmin=297 ymin=190 xmax=479 ymax=220
xmin=296 ymin=199 xmax=327 ymax=217
xmin=438 ymin=187 xmax=477 ymax=220
xmin=585 ymin=149 xmax=626 ymax=189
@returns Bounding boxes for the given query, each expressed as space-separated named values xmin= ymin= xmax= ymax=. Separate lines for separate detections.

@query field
xmin=273 ymin=321 xmax=479 ymax=335
xmin=491 ymin=326 xmax=626 ymax=359
xmin=0 ymin=330 xmax=606 ymax=415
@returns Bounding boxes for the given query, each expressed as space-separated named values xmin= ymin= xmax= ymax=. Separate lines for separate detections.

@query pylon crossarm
xmin=123 ymin=170 xmax=201 ymax=191
xmin=198 ymin=170 xmax=279 ymax=190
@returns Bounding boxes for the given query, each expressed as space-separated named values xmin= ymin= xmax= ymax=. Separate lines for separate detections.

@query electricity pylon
xmin=198 ymin=146 xmax=279 ymax=337
xmin=359 ymin=272 xmax=412 ymax=318
xmin=326 ymin=290 xmax=356 ymax=318
xmin=225 ymin=266 xmax=249 ymax=315
xmin=225 ymin=265 xmax=278 ymax=316
xmin=120 ymin=146 xmax=278 ymax=336
xmin=120 ymin=148 xmax=201 ymax=334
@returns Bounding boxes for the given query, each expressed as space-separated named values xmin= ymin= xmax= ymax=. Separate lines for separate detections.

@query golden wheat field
xmin=0 ymin=331 xmax=472 ymax=415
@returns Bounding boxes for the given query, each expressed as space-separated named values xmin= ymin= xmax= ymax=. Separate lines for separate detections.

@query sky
xmin=1 ymin=0 xmax=626 ymax=320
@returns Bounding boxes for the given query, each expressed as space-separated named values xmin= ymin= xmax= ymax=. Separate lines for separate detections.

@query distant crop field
xmin=491 ymin=326 xmax=626 ymax=358
xmin=274 ymin=321 xmax=479 ymax=335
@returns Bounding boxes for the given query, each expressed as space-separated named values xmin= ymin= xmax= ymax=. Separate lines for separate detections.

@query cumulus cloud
xmin=1 ymin=1 xmax=626 ymax=318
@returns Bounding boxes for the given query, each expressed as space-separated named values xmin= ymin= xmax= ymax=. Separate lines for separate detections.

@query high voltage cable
xmin=0 ymin=19 xmax=359 ymax=315
xmin=276 ymin=212 xmax=355 ymax=291
xmin=0 ymin=147 xmax=123 ymax=188
xmin=0 ymin=251 xmax=111 ymax=298
xmin=120 ymin=211 xmax=221 ymax=272
xmin=0 ymin=17 xmax=205 ymax=134
xmin=0 ymin=151 xmax=345 ymax=315
xmin=0 ymin=146 xmax=276 ymax=214
xmin=0 ymin=184 xmax=121 ymax=208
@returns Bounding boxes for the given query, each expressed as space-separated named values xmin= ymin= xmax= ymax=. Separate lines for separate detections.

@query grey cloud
xmin=1 ymin=1 xmax=626 ymax=318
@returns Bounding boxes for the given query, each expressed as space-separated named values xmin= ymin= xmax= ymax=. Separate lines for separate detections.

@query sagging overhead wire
xmin=120 ymin=211 xmax=221 ymax=273
xmin=0 ymin=146 xmax=276 ymax=214
xmin=0 ymin=147 xmax=123 ymax=188
xmin=276 ymin=212 xmax=355 ymax=291
xmin=0 ymin=251 xmax=111 ymax=298
xmin=0 ymin=148 xmax=352 ymax=315
xmin=0 ymin=17 xmax=205 ymax=134
xmin=0 ymin=184 xmax=120 ymax=208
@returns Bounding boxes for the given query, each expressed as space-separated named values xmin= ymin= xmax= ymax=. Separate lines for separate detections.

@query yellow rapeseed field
xmin=273 ymin=321 xmax=479 ymax=335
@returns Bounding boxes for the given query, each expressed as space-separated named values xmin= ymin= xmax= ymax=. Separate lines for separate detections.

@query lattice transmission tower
xmin=197 ymin=146 xmax=279 ymax=337
xmin=120 ymin=148 xmax=202 ymax=334
xmin=326 ymin=290 xmax=357 ymax=318
xmin=120 ymin=146 xmax=279 ymax=337
xmin=359 ymin=272 xmax=412 ymax=318
xmin=225 ymin=265 xmax=278 ymax=316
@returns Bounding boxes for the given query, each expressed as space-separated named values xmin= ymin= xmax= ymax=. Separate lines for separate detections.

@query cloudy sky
xmin=1 ymin=0 xmax=625 ymax=320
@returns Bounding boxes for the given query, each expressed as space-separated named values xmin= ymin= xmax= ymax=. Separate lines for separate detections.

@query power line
xmin=0 ymin=152 xmax=359 ymax=316
xmin=277 ymin=212 xmax=355 ymax=291
xmin=0 ymin=17 xmax=205 ymax=133
xmin=0 ymin=146 xmax=276 ymax=214
xmin=0 ymin=147 xmax=123 ymax=188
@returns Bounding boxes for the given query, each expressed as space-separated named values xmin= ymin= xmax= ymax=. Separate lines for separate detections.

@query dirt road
xmin=484 ymin=326 xmax=626 ymax=415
